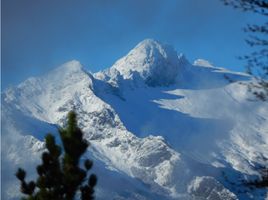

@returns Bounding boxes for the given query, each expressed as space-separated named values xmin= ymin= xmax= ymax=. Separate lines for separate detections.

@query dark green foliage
xmin=15 ymin=168 xmax=36 ymax=196
xmin=84 ymin=159 xmax=93 ymax=171
xmin=221 ymin=0 xmax=268 ymax=188
xmin=248 ymin=167 xmax=268 ymax=188
xmin=16 ymin=168 xmax=26 ymax=181
xmin=16 ymin=111 xmax=97 ymax=200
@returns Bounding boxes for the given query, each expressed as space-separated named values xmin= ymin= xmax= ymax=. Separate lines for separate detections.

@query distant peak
xmin=43 ymin=60 xmax=89 ymax=82
xmin=58 ymin=60 xmax=83 ymax=71
xmin=193 ymin=59 xmax=214 ymax=68
xmin=135 ymin=38 xmax=163 ymax=47
xmin=109 ymin=39 xmax=187 ymax=87
xmin=132 ymin=39 xmax=175 ymax=58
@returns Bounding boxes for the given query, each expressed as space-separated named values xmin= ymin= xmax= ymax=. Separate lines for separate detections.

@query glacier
xmin=1 ymin=39 xmax=268 ymax=200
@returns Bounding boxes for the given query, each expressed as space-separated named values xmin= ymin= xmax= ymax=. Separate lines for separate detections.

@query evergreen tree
xmin=221 ymin=0 xmax=268 ymax=188
xmin=249 ymin=166 xmax=268 ymax=188
xmin=15 ymin=111 xmax=97 ymax=200
xmin=221 ymin=0 xmax=268 ymax=100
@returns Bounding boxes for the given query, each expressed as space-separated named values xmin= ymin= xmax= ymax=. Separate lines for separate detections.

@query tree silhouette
xmin=15 ymin=111 xmax=97 ymax=200
xmin=222 ymin=0 xmax=268 ymax=100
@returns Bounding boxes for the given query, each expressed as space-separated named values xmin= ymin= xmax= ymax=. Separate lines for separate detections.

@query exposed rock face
xmin=2 ymin=39 xmax=268 ymax=200
xmin=188 ymin=176 xmax=237 ymax=200
xmin=96 ymin=39 xmax=187 ymax=87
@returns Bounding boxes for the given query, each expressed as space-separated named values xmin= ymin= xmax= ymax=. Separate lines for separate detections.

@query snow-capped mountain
xmin=2 ymin=39 xmax=268 ymax=200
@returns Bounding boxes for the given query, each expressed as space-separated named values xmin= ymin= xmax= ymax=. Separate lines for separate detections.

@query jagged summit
xmin=109 ymin=39 xmax=187 ymax=86
xmin=94 ymin=39 xmax=247 ymax=89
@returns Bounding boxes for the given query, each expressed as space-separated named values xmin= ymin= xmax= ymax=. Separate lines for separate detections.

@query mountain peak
xmin=193 ymin=59 xmax=214 ymax=68
xmin=110 ymin=39 xmax=185 ymax=86
xmin=131 ymin=38 xmax=178 ymax=61
xmin=44 ymin=60 xmax=88 ymax=81
xmin=56 ymin=60 xmax=83 ymax=72
xmin=134 ymin=38 xmax=167 ymax=50
xmin=135 ymin=38 xmax=158 ymax=45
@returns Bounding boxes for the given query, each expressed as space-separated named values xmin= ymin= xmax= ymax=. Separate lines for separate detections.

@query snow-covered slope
xmin=2 ymin=39 xmax=268 ymax=200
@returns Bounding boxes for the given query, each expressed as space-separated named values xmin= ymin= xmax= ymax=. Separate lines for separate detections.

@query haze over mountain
xmin=2 ymin=39 xmax=268 ymax=200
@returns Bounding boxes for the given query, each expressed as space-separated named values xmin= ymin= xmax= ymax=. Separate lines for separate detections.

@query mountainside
xmin=2 ymin=39 xmax=268 ymax=200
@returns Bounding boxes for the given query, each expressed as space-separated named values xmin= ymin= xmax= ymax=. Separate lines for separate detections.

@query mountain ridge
xmin=2 ymin=39 xmax=268 ymax=200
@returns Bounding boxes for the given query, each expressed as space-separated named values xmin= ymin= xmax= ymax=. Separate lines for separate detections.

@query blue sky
xmin=1 ymin=0 xmax=264 ymax=89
